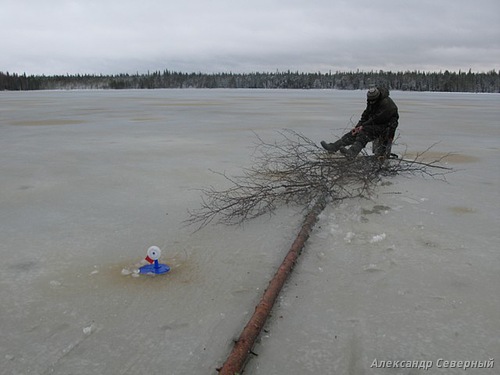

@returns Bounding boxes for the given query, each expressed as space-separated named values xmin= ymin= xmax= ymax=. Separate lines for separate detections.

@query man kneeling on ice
xmin=321 ymin=87 xmax=399 ymax=160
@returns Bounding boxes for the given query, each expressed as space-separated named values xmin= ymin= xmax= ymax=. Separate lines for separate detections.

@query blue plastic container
xmin=139 ymin=259 xmax=171 ymax=275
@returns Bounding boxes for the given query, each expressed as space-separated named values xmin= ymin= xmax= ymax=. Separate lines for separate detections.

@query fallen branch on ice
xmin=185 ymin=130 xmax=452 ymax=230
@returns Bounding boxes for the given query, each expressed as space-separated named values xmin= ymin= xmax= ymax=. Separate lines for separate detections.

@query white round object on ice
xmin=147 ymin=246 xmax=161 ymax=260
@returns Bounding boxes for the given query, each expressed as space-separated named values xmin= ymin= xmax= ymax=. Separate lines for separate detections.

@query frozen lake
xmin=1 ymin=89 xmax=499 ymax=374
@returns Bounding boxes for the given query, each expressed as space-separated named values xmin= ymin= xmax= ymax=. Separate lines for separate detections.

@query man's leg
xmin=339 ymin=132 xmax=373 ymax=160
xmin=320 ymin=132 xmax=356 ymax=153
xmin=373 ymin=126 xmax=396 ymax=158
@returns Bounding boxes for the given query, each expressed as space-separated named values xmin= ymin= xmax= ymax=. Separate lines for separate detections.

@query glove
xmin=351 ymin=125 xmax=363 ymax=135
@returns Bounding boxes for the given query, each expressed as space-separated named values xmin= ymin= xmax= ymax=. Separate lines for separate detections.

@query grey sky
xmin=2 ymin=0 xmax=499 ymax=75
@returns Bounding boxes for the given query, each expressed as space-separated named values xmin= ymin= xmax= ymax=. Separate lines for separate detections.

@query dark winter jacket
xmin=359 ymin=87 xmax=399 ymax=130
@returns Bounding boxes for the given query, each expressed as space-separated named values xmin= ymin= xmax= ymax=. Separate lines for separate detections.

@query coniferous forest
xmin=1 ymin=69 xmax=499 ymax=92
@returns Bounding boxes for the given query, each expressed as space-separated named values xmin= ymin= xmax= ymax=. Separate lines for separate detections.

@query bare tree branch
xmin=185 ymin=130 xmax=452 ymax=230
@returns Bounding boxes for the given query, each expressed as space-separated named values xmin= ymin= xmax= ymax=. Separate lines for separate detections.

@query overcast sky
xmin=2 ymin=0 xmax=499 ymax=75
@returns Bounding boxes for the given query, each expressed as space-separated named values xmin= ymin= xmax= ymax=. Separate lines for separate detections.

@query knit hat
xmin=367 ymin=87 xmax=381 ymax=101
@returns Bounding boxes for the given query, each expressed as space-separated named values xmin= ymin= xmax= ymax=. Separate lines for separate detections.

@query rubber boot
xmin=320 ymin=139 xmax=343 ymax=153
xmin=340 ymin=141 xmax=364 ymax=160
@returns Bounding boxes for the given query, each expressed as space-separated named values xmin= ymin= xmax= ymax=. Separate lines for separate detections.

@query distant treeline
xmin=1 ymin=69 xmax=499 ymax=92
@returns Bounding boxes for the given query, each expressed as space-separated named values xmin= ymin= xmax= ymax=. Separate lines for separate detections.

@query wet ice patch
xmin=405 ymin=151 xmax=480 ymax=164
xmin=399 ymin=196 xmax=422 ymax=204
xmin=361 ymin=205 xmax=391 ymax=215
xmin=9 ymin=119 xmax=85 ymax=126
xmin=11 ymin=260 xmax=39 ymax=272
xmin=363 ymin=264 xmax=384 ymax=272
xmin=449 ymin=206 xmax=476 ymax=214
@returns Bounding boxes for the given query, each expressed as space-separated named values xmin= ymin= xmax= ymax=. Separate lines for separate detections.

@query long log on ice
xmin=218 ymin=195 xmax=327 ymax=375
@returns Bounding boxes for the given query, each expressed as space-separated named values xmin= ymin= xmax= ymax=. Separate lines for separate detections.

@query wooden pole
xmin=218 ymin=195 xmax=327 ymax=375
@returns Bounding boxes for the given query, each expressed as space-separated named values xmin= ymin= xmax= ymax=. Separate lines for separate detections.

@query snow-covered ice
xmin=1 ymin=89 xmax=499 ymax=374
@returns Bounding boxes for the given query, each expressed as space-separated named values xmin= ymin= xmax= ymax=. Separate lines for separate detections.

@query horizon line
xmin=2 ymin=68 xmax=499 ymax=77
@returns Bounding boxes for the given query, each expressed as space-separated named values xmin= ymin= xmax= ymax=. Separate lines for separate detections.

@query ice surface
xmin=369 ymin=233 xmax=386 ymax=243
xmin=1 ymin=89 xmax=499 ymax=374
